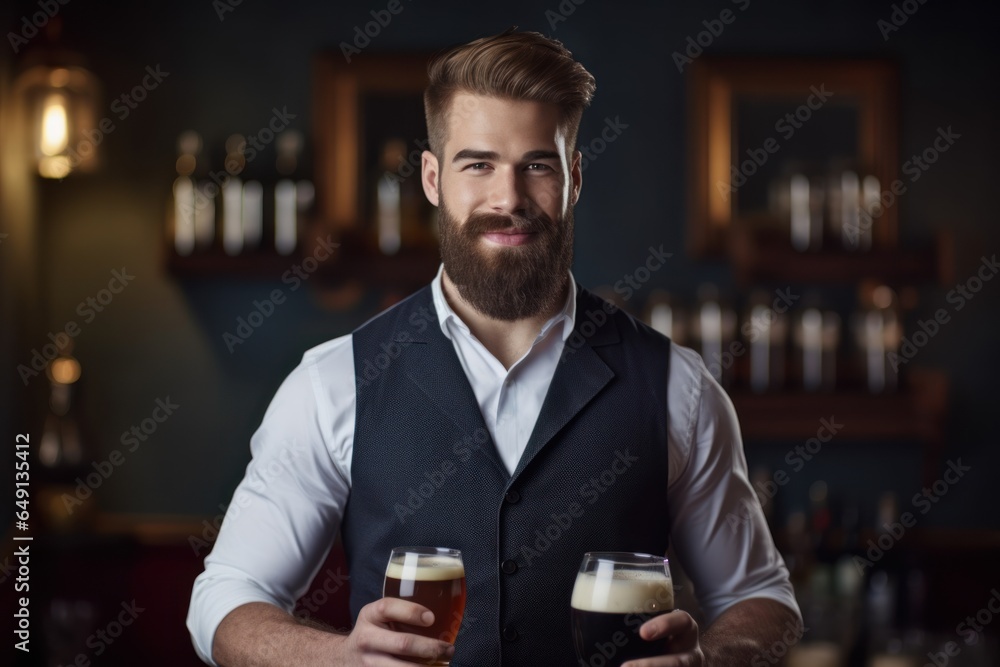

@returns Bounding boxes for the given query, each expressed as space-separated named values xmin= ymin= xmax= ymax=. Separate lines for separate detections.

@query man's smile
xmin=481 ymin=229 xmax=537 ymax=246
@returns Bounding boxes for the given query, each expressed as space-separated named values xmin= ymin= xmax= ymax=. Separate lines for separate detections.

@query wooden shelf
xmin=166 ymin=248 xmax=302 ymax=279
xmin=165 ymin=229 xmax=440 ymax=293
xmin=728 ymin=226 xmax=952 ymax=286
xmin=731 ymin=369 xmax=947 ymax=442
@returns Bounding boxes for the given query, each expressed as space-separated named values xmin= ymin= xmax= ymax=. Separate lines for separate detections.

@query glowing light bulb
xmin=40 ymin=94 xmax=69 ymax=157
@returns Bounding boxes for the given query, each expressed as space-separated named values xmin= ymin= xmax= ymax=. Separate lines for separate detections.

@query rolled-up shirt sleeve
xmin=186 ymin=336 xmax=355 ymax=665
xmin=666 ymin=345 xmax=800 ymax=625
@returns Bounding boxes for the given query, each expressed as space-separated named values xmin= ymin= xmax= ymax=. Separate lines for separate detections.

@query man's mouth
xmin=481 ymin=229 xmax=537 ymax=246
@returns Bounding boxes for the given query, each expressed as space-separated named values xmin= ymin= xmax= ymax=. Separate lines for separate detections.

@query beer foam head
xmin=386 ymin=555 xmax=465 ymax=581
xmin=571 ymin=570 xmax=674 ymax=613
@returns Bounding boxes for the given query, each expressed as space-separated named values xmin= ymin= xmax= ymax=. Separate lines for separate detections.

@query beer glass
xmin=571 ymin=552 xmax=674 ymax=667
xmin=383 ymin=547 xmax=466 ymax=666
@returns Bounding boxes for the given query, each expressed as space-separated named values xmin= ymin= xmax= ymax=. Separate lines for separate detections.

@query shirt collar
xmin=430 ymin=264 xmax=577 ymax=343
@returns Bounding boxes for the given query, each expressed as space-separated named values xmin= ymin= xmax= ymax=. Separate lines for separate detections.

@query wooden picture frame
xmin=312 ymin=52 xmax=434 ymax=232
xmin=687 ymin=57 xmax=899 ymax=257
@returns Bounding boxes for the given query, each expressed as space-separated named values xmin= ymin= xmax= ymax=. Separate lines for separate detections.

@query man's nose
xmin=488 ymin=167 xmax=531 ymax=216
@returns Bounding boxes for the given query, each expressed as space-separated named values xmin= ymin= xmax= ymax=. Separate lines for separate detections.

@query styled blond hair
xmin=424 ymin=28 xmax=596 ymax=158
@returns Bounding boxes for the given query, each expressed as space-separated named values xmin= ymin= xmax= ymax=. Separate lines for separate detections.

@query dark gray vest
xmin=342 ymin=284 xmax=670 ymax=666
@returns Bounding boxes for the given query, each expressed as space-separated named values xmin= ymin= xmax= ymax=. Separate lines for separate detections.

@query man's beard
xmin=437 ymin=195 xmax=574 ymax=321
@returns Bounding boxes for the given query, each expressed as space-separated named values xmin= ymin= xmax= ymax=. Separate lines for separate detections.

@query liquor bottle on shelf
xmin=826 ymin=160 xmax=878 ymax=252
xmin=744 ymin=289 xmax=788 ymax=393
xmin=643 ymin=289 xmax=687 ymax=345
xmin=852 ymin=284 xmax=902 ymax=394
xmin=274 ymin=130 xmax=311 ymax=256
xmin=793 ymin=297 xmax=840 ymax=392
xmin=188 ymin=132 xmax=217 ymax=254
xmin=172 ymin=132 xmax=199 ymax=256
xmin=691 ymin=284 xmax=737 ymax=388
xmin=222 ymin=134 xmax=246 ymax=256
xmin=769 ymin=161 xmax=825 ymax=252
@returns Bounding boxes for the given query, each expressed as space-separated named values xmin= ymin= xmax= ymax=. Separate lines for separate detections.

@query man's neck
xmin=440 ymin=270 xmax=569 ymax=370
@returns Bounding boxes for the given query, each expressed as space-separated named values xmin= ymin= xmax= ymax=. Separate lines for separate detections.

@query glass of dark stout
xmin=382 ymin=547 xmax=467 ymax=666
xmin=571 ymin=552 xmax=674 ymax=667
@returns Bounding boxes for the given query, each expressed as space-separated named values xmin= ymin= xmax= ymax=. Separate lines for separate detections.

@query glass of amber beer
xmin=571 ymin=552 xmax=674 ymax=667
xmin=383 ymin=547 xmax=466 ymax=666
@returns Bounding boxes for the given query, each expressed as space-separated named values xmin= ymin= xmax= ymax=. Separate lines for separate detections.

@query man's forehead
xmin=442 ymin=93 xmax=569 ymax=153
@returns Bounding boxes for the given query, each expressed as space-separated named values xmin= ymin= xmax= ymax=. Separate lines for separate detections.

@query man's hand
xmin=345 ymin=597 xmax=456 ymax=664
xmin=621 ymin=610 xmax=705 ymax=667
xmin=617 ymin=598 xmax=802 ymax=667
xmin=212 ymin=599 xmax=454 ymax=666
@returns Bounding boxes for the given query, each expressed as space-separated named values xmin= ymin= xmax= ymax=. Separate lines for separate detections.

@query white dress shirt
xmin=187 ymin=266 xmax=800 ymax=664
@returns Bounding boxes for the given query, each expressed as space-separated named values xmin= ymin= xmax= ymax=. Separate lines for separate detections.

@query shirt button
xmin=503 ymin=625 xmax=519 ymax=642
xmin=505 ymin=490 xmax=521 ymax=504
xmin=501 ymin=559 xmax=518 ymax=575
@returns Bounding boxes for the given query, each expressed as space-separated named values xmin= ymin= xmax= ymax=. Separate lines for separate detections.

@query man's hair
xmin=424 ymin=28 xmax=596 ymax=159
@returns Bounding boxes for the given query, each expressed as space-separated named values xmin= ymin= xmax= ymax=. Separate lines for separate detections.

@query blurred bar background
xmin=1 ymin=0 xmax=998 ymax=664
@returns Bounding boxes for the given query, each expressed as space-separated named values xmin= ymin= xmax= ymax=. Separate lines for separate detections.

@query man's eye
xmin=467 ymin=162 xmax=489 ymax=170
xmin=526 ymin=163 xmax=553 ymax=171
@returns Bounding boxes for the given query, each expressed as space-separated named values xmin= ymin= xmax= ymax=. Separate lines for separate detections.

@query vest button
xmin=501 ymin=559 xmax=518 ymax=574
xmin=504 ymin=490 xmax=521 ymax=504
xmin=503 ymin=625 xmax=519 ymax=642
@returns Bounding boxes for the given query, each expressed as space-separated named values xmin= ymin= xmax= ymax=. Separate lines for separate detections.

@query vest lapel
xmin=403 ymin=305 xmax=510 ymax=482
xmin=510 ymin=295 xmax=619 ymax=483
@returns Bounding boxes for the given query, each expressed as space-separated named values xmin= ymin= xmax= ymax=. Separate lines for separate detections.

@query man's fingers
xmin=640 ymin=610 xmax=699 ymax=648
xmin=355 ymin=599 xmax=455 ymax=662
xmin=366 ymin=597 xmax=434 ymax=627
xmin=354 ymin=623 xmax=455 ymax=663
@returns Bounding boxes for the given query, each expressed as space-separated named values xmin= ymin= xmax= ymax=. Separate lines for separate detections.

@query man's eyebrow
xmin=521 ymin=150 xmax=562 ymax=162
xmin=451 ymin=149 xmax=563 ymax=163
xmin=452 ymin=149 xmax=499 ymax=163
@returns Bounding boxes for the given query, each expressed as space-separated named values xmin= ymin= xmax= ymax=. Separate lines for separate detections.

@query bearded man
xmin=188 ymin=29 xmax=801 ymax=667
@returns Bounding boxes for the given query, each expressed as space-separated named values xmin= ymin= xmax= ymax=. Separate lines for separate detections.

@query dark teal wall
xmin=3 ymin=0 xmax=998 ymax=526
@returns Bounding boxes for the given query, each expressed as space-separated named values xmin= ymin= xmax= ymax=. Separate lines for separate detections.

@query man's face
xmin=421 ymin=93 xmax=582 ymax=321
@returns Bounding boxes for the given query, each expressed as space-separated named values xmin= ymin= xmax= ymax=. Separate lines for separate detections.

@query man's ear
xmin=570 ymin=149 xmax=583 ymax=206
xmin=421 ymin=150 xmax=440 ymax=207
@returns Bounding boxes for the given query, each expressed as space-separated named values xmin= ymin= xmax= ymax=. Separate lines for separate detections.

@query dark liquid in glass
xmin=572 ymin=608 xmax=671 ymax=667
